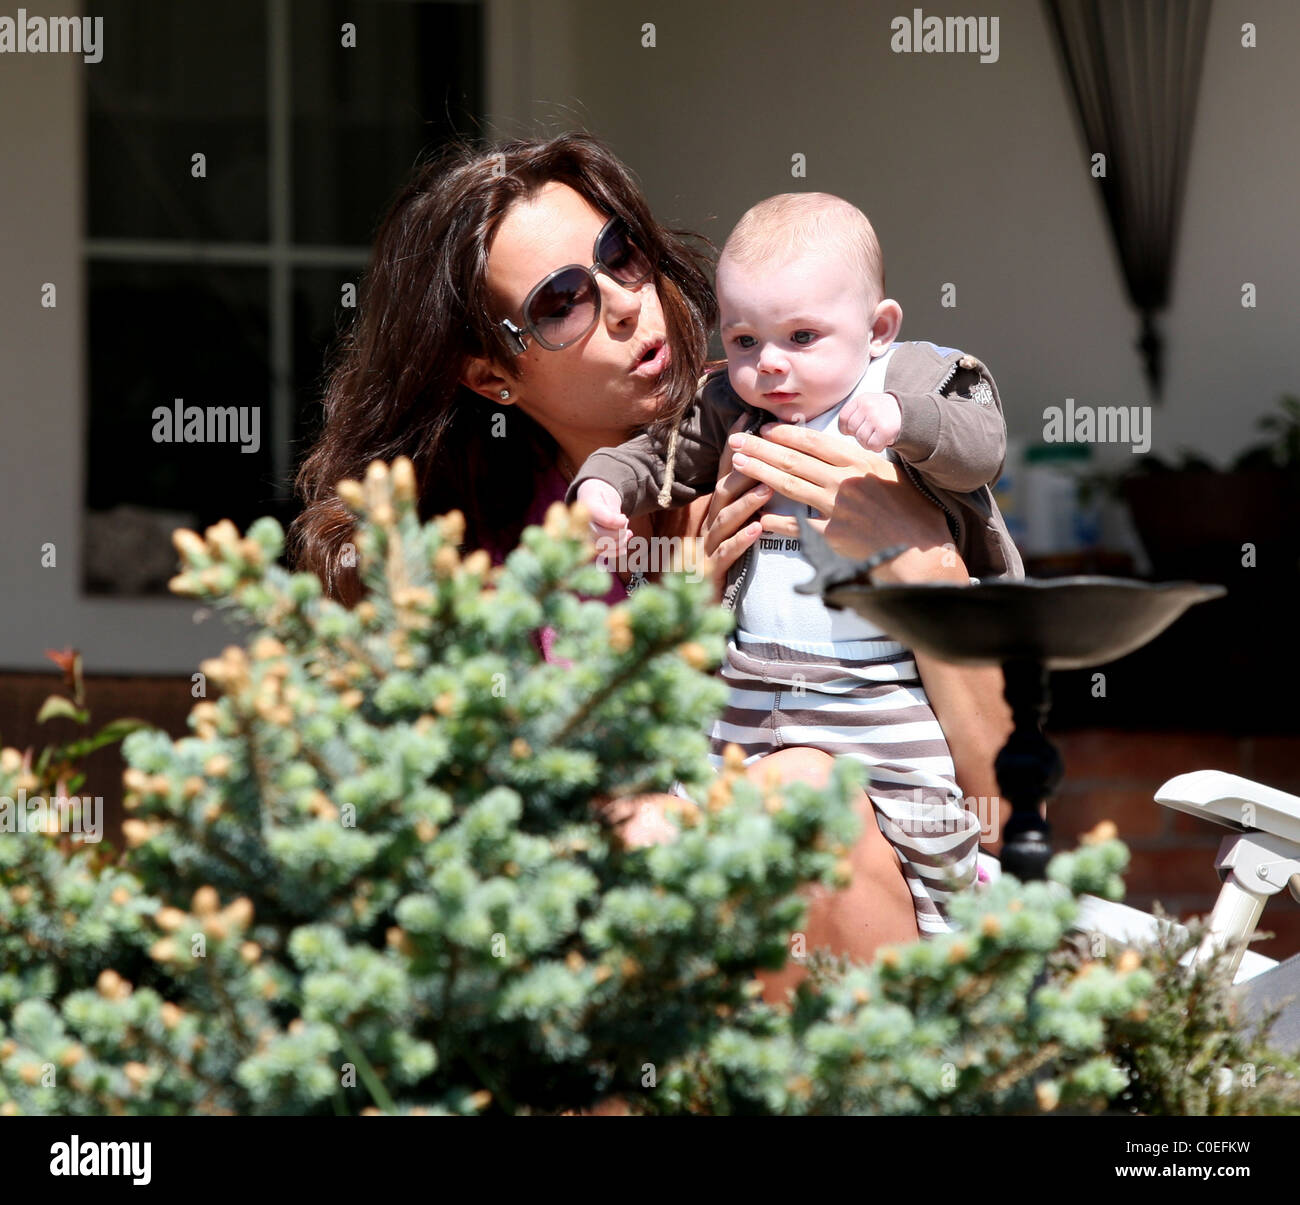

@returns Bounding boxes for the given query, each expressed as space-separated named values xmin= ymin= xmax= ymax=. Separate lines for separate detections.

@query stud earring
xmin=499 ymin=389 xmax=510 ymax=400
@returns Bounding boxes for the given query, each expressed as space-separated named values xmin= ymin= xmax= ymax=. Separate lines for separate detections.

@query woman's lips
xmin=631 ymin=342 xmax=670 ymax=377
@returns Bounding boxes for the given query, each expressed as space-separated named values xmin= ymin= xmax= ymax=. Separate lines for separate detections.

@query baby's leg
xmin=772 ymin=668 xmax=982 ymax=937
xmin=744 ymin=746 xmax=919 ymax=1007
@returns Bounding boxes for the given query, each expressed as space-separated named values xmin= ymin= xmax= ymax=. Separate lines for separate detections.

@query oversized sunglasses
xmin=498 ymin=216 xmax=655 ymax=354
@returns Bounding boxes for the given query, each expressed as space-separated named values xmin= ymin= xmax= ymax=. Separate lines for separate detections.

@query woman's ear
xmin=868 ymin=299 xmax=903 ymax=355
xmin=459 ymin=354 xmax=518 ymax=405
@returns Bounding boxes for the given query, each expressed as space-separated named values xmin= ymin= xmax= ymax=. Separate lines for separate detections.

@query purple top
xmin=481 ymin=463 xmax=628 ymax=664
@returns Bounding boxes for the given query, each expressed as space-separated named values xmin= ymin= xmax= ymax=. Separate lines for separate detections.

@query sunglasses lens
xmin=598 ymin=221 xmax=653 ymax=284
xmin=527 ymin=267 xmax=598 ymax=348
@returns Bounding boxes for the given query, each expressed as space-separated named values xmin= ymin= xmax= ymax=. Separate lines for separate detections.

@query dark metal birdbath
xmin=794 ymin=517 xmax=1225 ymax=881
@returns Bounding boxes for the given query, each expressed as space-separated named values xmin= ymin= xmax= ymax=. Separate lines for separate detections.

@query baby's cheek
xmin=729 ymin=372 xmax=764 ymax=409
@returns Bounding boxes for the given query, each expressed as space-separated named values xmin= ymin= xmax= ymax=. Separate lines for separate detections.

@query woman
xmin=291 ymin=132 xmax=1006 ymax=993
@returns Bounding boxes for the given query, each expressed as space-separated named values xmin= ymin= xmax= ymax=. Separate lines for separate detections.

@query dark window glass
xmin=83 ymin=1 xmax=483 ymax=595
xmin=86 ymin=0 xmax=268 ymax=243
xmin=291 ymin=0 xmax=482 ymax=245
xmin=85 ymin=261 xmax=273 ymax=519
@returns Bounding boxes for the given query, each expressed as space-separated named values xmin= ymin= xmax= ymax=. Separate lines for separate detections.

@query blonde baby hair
xmin=719 ymin=192 xmax=885 ymax=304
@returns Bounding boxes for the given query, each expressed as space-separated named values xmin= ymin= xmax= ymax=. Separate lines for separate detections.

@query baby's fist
xmin=575 ymin=478 xmax=629 ymax=565
xmin=839 ymin=391 xmax=902 ymax=453
xmin=576 ymin=478 xmax=627 ymax=529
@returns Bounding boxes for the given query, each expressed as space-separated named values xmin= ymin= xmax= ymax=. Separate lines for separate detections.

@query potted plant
xmin=1122 ymin=395 xmax=1300 ymax=581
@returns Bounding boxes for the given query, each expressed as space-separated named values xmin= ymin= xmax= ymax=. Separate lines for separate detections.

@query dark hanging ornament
xmin=1137 ymin=310 xmax=1163 ymax=401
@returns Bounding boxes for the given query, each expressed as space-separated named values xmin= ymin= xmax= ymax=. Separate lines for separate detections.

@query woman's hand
xmin=695 ymin=414 xmax=775 ymax=600
xmin=727 ymin=421 xmax=967 ymax=584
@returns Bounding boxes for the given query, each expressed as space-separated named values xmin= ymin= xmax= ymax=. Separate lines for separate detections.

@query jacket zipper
xmin=723 ymin=543 xmax=753 ymax=614
xmin=934 ymin=359 xmax=960 ymax=394
xmin=898 ymin=458 xmax=963 ymax=549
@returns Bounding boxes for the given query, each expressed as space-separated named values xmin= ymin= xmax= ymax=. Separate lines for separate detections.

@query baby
xmin=569 ymin=192 xmax=1021 ymax=935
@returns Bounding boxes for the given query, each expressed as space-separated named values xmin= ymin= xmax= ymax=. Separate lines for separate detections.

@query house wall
xmin=3 ymin=0 xmax=1297 ymax=674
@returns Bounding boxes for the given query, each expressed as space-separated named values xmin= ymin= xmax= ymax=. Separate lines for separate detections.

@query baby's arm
xmin=841 ymin=355 xmax=1008 ymax=494
xmin=565 ymin=369 xmax=752 ymax=516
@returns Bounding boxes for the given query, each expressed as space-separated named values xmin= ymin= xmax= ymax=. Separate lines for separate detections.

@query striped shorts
xmin=702 ymin=631 xmax=982 ymax=936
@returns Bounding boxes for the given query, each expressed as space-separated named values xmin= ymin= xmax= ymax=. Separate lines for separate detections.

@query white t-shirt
xmin=737 ymin=347 xmax=900 ymax=645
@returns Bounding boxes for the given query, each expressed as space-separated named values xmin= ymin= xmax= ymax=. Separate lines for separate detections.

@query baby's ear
xmin=870 ymin=299 xmax=903 ymax=351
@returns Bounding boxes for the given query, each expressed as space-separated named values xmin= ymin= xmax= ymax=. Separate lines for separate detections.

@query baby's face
xmin=718 ymin=246 xmax=879 ymax=421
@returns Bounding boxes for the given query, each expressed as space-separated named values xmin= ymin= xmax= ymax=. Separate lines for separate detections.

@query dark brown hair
xmin=289 ymin=131 xmax=718 ymax=606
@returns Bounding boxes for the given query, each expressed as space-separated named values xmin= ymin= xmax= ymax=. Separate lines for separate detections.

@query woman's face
xmin=476 ymin=181 xmax=672 ymax=455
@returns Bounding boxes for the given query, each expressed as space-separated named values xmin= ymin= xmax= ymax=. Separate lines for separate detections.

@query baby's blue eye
xmin=792 ymin=330 xmax=816 ymax=345
xmin=733 ymin=334 xmax=756 ymax=349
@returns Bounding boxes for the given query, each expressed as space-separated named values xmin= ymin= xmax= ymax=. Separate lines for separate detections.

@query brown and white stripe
xmin=705 ymin=632 xmax=982 ymax=936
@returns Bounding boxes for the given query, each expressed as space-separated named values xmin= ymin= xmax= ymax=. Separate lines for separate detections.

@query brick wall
xmin=4 ymin=673 xmax=1299 ymax=963
xmin=1049 ymin=729 xmax=1300 ymax=963
xmin=1 ymin=673 xmax=195 ymax=845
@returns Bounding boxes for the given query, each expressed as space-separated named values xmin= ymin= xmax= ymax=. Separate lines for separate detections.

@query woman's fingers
xmin=759 ymin=512 xmax=826 ymax=539
xmin=717 ymin=472 xmax=772 ymax=525
xmin=753 ymin=421 xmax=862 ymax=470
xmin=724 ymin=423 xmax=877 ymax=515
xmin=710 ymin=464 xmax=762 ymax=513
xmin=701 ymin=477 xmax=771 ymax=557
xmin=709 ymin=521 xmax=763 ymax=593
xmin=729 ymin=446 xmax=832 ymax=514
xmin=709 ymin=417 xmax=962 ymax=585
xmin=702 ymin=416 xmax=774 ymax=556
xmin=821 ymin=467 xmax=954 ymax=570
xmin=704 ymin=415 xmax=758 ymax=523
xmin=751 ymin=421 xmax=902 ymax=487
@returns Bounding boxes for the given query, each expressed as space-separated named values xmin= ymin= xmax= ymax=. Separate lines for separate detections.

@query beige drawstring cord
xmin=656 ymin=422 xmax=682 ymax=509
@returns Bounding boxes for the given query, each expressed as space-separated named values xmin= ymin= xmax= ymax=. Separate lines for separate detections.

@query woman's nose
xmin=599 ymin=271 xmax=645 ymax=327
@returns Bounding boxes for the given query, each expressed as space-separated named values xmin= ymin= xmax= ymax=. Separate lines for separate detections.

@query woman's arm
xmin=911 ymin=656 xmax=1014 ymax=852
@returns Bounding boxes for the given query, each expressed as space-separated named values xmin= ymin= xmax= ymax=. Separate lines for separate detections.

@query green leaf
xmin=36 ymin=695 xmax=89 ymax=726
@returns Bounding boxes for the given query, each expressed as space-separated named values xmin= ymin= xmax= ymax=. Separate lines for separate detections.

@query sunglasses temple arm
xmin=500 ymin=318 xmax=528 ymax=356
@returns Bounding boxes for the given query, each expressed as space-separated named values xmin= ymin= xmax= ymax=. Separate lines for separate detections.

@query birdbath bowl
xmin=794 ymin=516 xmax=1226 ymax=880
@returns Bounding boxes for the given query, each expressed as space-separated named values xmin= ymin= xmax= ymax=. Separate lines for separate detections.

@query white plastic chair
xmin=1067 ymin=771 xmax=1300 ymax=984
